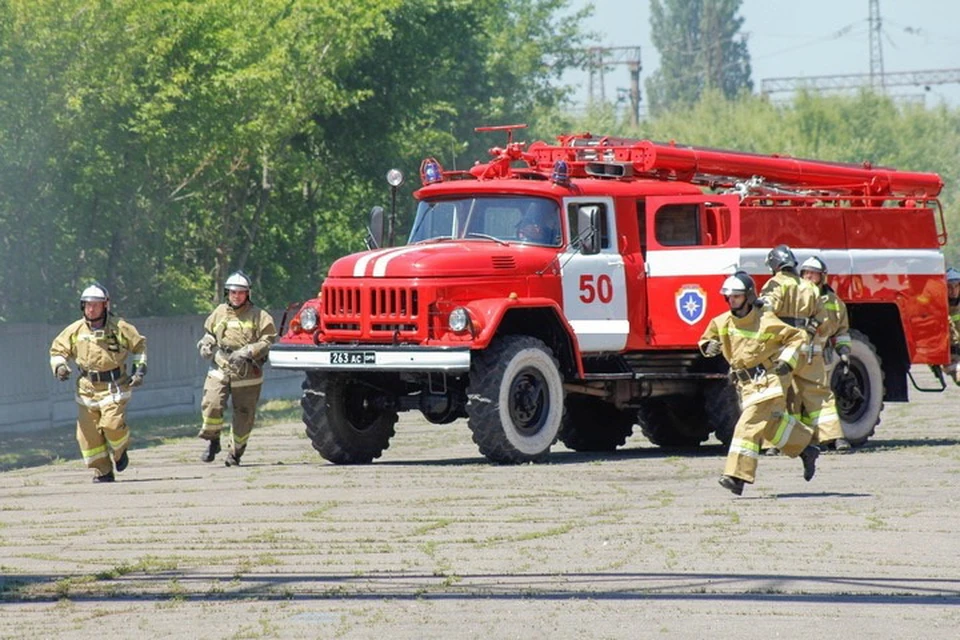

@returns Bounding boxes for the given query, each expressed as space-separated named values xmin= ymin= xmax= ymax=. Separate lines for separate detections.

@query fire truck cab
xmin=270 ymin=127 xmax=949 ymax=464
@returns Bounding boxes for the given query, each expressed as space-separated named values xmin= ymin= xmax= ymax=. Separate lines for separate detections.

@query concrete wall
xmin=0 ymin=312 xmax=303 ymax=434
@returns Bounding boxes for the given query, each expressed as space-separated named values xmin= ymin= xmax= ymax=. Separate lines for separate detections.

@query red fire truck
xmin=270 ymin=125 xmax=950 ymax=464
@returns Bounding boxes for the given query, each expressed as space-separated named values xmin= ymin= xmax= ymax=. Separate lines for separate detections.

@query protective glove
xmin=228 ymin=345 xmax=254 ymax=367
xmin=197 ymin=334 xmax=217 ymax=360
xmin=55 ymin=364 xmax=71 ymax=381
xmin=702 ymin=339 xmax=722 ymax=357
xmin=129 ymin=364 xmax=146 ymax=388
xmin=773 ymin=360 xmax=793 ymax=376
xmin=803 ymin=319 xmax=820 ymax=337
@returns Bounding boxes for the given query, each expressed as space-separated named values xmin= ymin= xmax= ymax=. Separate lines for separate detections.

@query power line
xmin=760 ymin=1 xmax=960 ymax=100
xmin=761 ymin=68 xmax=960 ymax=95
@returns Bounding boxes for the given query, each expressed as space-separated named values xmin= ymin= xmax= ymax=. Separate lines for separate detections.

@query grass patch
xmin=0 ymin=399 xmax=300 ymax=472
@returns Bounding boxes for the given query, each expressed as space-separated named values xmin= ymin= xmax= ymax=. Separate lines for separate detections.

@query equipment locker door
xmin=644 ymin=194 xmax=741 ymax=346
xmin=561 ymin=196 xmax=630 ymax=353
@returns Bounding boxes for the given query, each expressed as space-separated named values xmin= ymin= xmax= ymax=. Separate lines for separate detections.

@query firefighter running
xmin=759 ymin=245 xmax=846 ymax=451
xmin=196 ymin=271 xmax=277 ymax=466
xmin=49 ymin=283 xmax=147 ymax=483
xmin=944 ymin=267 xmax=960 ymax=385
xmin=699 ymin=271 xmax=820 ymax=496
xmin=799 ymin=255 xmax=852 ymax=451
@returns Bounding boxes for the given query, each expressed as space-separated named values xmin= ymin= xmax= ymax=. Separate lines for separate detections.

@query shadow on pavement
xmin=3 ymin=569 xmax=959 ymax=604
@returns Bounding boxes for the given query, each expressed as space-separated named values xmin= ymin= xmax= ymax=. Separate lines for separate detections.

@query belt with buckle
xmin=80 ymin=367 xmax=123 ymax=383
xmin=729 ymin=364 xmax=767 ymax=383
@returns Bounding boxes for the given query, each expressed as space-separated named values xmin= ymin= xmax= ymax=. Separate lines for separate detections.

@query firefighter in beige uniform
xmin=800 ymin=255 xmax=852 ymax=450
xmin=699 ymin=271 xmax=820 ymax=496
xmin=943 ymin=267 xmax=960 ymax=385
xmin=759 ymin=245 xmax=845 ymax=448
xmin=196 ymin=271 xmax=276 ymax=465
xmin=49 ymin=283 xmax=147 ymax=483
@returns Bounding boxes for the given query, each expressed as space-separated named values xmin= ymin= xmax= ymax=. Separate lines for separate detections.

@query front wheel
xmin=832 ymin=329 xmax=884 ymax=445
xmin=466 ymin=336 xmax=565 ymax=464
xmin=301 ymin=372 xmax=398 ymax=464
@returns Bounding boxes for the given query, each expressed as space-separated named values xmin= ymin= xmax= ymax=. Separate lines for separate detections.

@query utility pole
xmin=585 ymin=46 xmax=643 ymax=126
xmin=869 ymin=0 xmax=885 ymax=90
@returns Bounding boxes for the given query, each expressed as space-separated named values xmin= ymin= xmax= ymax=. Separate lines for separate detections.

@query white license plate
xmin=330 ymin=351 xmax=375 ymax=365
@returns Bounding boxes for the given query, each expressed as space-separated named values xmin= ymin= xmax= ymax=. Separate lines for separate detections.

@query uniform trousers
xmin=726 ymin=373 xmax=815 ymax=483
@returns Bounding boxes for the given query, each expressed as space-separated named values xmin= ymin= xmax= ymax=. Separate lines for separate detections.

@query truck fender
xmin=464 ymin=297 xmax=584 ymax=378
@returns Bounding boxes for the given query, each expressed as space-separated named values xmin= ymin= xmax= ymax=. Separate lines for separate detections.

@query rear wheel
xmin=301 ymin=372 xmax=398 ymax=464
xmin=704 ymin=381 xmax=741 ymax=447
xmin=638 ymin=394 xmax=711 ymax=448
xmin=559 ymin=395 xmax=635 ymax=452
xmin=832 ymin=329 xmax=884 ymax=445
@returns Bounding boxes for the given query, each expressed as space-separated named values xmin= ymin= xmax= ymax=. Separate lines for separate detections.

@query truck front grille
xmin=321 ymin=283 xmax=421 ymax=339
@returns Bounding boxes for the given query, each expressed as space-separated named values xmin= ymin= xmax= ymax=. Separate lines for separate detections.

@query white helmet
xmin=719 ymin=271 xmax=755 ymax=297
xmin=224 ymin=270 xmax=252 ymax=308
xmin=800 ymin=256 xmax=827 ymax=274
xmin=946 ymin=267 xmax=960 ymax=284
xmin=224 ymin=271 xmax=252 ymax=293
xmin=80 ymin=282 xmax=110 ymax=303
xmin=79 ymin=282 xmax=110 ymax=317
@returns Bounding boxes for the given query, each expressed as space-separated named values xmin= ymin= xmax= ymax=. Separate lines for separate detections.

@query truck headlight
xmin=300 ymin=306 xmax=318 ymax=331
xmin=448 ymin=307 xmax=469 ymax=333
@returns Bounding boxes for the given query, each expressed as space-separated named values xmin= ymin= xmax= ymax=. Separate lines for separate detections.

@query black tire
xmin=466 ymin=336 xmax=565 ymax=464
xmin=301 ymin=372 xmax=398 ymax=464
xmin=637 ymin=395 xmax=711 ymax=448
xmin=559 ymin=395 xmax=635 ymax=452
xmin=704 ymin=381 xmax=741 ymax=447
xmin=832 ymin=328 xmax=884 ymax=445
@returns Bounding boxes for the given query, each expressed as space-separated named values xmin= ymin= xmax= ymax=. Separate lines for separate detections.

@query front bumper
xmin=269 ymin=343 xmax=471 ymax=373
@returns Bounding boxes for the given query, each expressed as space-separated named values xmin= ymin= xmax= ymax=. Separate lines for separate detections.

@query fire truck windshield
xmin=409 ymin=196 xmax=562 ymax=247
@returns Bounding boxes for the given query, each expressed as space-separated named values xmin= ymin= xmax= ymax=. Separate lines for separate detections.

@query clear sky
xmin=562 ymin=0 xmax=960 ymax=110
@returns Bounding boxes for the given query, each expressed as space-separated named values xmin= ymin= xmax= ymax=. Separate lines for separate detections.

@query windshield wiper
xmin=465 ymin=232 xmax=508 ymax=246
xmin=413 ymin=236 xmax=455 ymax=244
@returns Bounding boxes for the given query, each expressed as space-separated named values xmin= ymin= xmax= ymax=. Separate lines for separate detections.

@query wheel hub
xmin=508 ymin=367 xmax=548 ymax=435
xmin=834 ymin=361 xmax=868 ymax=422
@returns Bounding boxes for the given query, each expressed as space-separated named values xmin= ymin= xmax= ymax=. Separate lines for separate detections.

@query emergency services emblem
xmin=675 ymin=285 xmax=707 ymax=325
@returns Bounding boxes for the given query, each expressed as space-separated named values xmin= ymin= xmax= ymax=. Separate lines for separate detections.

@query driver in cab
xmin=516 ymin=203 xmax=558 ymax=245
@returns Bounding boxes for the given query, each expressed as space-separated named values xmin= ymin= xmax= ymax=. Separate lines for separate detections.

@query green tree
xmin=0 ymin=0 xmax=592 ymax=322
xmin=645 ymin=0 xmax=752 ymax=115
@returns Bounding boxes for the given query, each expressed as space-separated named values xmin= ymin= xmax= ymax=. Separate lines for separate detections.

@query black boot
xmin=93 ymin=471 xmax=115 ymax=483
xmin=115 ymin=451 xmax=129 ymax=473
xmin=201 ymin=437 xmax=221 ymax=463
xmin=834 ymin=438 xmax=852 ymax=453
xmin=224 ymin=445 xmax=244 ymax=467
xmin=718 ymin=475 xmax=745 ymax=496
xmin=800 ymin=445 xmax=820 ymax=481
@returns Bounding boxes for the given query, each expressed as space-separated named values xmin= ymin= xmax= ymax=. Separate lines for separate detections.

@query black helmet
xmin=765 ymin=244 xmax=798 ymax=273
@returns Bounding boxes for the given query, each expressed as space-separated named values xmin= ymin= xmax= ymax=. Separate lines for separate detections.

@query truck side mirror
xmin=366 ymin=206 xmax=385 ymax=250
xmin=577 ymin=207 xmax=600 ymax=255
